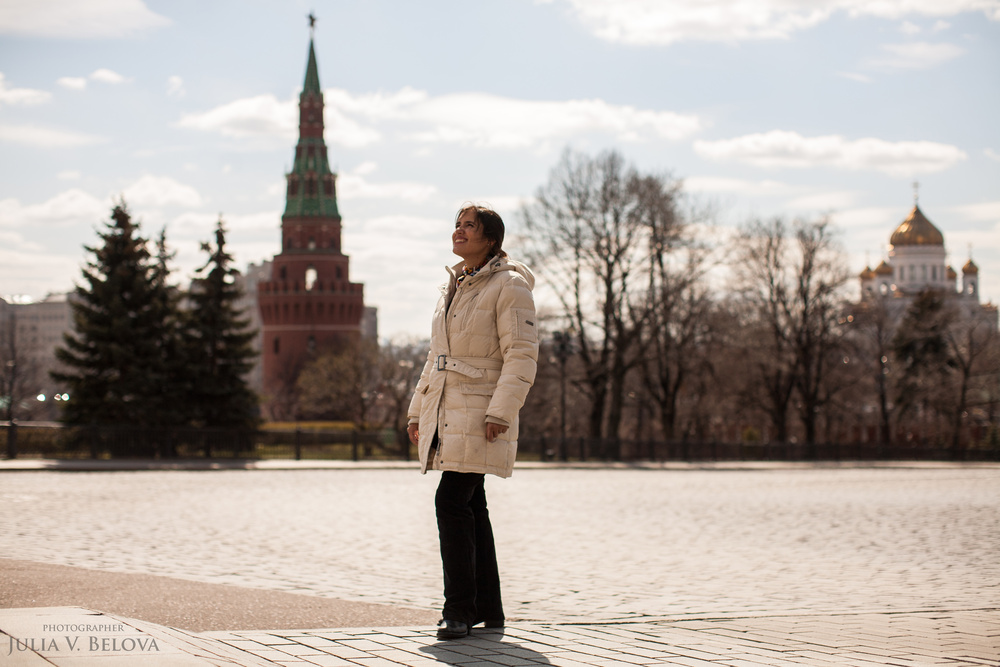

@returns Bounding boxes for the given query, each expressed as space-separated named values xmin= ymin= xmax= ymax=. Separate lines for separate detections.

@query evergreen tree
xmin=184 ymin=218 xmax=259 ymax=429
xmin=53 ymin=200 xmax=179 ymax=428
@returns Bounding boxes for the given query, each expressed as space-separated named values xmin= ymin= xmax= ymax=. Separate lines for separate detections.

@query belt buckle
xmin=435 ymin=354 xmax=447 ymax=371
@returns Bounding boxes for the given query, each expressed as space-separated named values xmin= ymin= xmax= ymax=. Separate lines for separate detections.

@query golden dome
xmin=889 ymin=205 xmax=944 ymax=247
xmin=947 ymin=265 xmax=957 ymax=280
xmin=962 ymin=259 xmax=979 ymax=275
xmin=859 ymin=266 xmax=875 ymax=280
xmin=874 ymin=260 xmax=893 ymax=275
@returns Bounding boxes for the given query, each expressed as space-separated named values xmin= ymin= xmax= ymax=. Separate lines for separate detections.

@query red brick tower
xmin=257 ymin=33 xmax=364 ymax=415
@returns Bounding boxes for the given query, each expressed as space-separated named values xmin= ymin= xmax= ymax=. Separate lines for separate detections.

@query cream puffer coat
xmin=407 ymin=255 xmax=538 ymax=478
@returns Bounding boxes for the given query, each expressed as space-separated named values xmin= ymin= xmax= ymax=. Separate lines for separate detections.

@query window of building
xmin=305 ymin=266 xmax=317 ymax=291
xmin=273 ymin=337 xmax=280 ymax=355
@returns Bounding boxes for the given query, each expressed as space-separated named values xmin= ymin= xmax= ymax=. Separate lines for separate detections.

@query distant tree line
xmin=25 ymin=151 xmax=998 ymax=459
xmin=508 ymin=149 xmax=1000 ymax=454
xmin=51 ymin=200 xmax=258 ymax=432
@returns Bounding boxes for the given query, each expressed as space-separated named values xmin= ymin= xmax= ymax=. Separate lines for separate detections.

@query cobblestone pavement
xmin=2 ymin=465 xmax=999 ymax=624
xmin=4 ymin=605 xmax=998 ymax=666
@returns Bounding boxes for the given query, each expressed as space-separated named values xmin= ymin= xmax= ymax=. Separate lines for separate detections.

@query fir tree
xmin=184 ymin=218 xmax=259 ymax=429
xmin=53 ymin=200 xmax=179 ymax=430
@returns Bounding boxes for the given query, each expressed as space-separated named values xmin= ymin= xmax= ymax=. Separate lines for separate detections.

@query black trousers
xmin=435 ymin=471 xmax=504 ymax=626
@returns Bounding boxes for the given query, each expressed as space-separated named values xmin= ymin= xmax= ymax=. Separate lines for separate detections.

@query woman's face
xmin=452 ymin=209 xmax=492 ymax=264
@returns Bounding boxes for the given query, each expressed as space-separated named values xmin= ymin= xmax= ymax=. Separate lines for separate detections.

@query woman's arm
xmin=486 ymin=275 xmax=539 ymax=425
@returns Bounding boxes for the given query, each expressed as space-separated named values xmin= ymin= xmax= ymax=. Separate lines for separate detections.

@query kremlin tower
xmin=257 ymin=24 xmax=366 ymax=415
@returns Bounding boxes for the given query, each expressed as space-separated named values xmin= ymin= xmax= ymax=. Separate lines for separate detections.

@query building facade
xmin=858 ymin=202 xmax=997 ymax=329
xmin=256 ymin=35 xmax=367 ymax=416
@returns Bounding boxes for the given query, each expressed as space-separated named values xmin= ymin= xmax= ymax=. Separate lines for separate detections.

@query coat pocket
xmin=511 ymin=307 xmax=537 ymax=343
xmin=460 ymin=382 xmax=495 ymax=396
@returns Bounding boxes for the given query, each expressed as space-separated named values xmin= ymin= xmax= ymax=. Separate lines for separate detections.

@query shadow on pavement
xmin=419 ymin=628 xmax=552 ymax=664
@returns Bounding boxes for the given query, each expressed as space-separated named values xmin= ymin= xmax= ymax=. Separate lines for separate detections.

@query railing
xmin=1 ymin=422 xmax=409 ymax=461
xmin=2 ymin=423 xmax=997 ymax=462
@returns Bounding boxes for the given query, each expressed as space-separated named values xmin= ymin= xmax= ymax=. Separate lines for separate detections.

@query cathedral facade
xmin=858 ymin=202 xmax=997 ymax=329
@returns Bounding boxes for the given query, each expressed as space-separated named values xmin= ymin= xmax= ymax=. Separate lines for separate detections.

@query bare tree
xmin=375 ymin=337 xmax=429 ymax=455
xmin=521 ymin=149 xmax=655 ymax=440
xmin=845 ymin=294 xmax=897 ymax=445
xmin=0 ymin=307 xmax=40 ymax=423
xmin=296 ymin=338 xmax=382 ymax=428
xmin=892 ymin=289 xmax=958 ymax=446
xmin=945 ymin=312 xmax=999 ymax=453
xmin=735 ymin=217 xmax=850 ymax=447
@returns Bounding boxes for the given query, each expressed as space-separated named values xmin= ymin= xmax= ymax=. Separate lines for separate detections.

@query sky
xmin=1 ymin=0 xmax=998 ymax=340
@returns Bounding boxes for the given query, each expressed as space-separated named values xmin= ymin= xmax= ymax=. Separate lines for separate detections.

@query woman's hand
xmin=407 ymin=423 xmax=419 ymax=446
xmin=485 ymin=422 xmax=508 ymax=442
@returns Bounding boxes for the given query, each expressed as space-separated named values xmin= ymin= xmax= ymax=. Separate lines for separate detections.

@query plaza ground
xmin=1 ymin=460 xmax=998 ymax=665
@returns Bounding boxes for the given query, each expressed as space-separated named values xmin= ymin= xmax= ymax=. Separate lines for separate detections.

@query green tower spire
xmin=283 ymin=32 xmax=339 ymax=219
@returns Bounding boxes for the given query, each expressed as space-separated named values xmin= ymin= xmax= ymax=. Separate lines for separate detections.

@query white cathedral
xmin=858 ymin=201 xmax=997 ymax=329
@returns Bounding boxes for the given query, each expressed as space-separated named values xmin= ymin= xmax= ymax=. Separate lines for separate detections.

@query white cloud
xmin=683 ymin=175 xmax=792 ymax=195
xmin=538 ymin=0 xmax=1000 ymax=46
xmin=0 ymin=0 xmax=171 ymax=39
xmin=400 ymin=92 xmax=702 ymax=148
xmin=166 ymin=75 xmax=185 ymax=98
xmin=178 ymin=86 xmax=701 ymax=150
xmin=122 ymin=175 xmax=204 ymax=209
xmin=0 ymin=73 xmax=51 ymax=106
xmin=865 ymin=41 xmax=965 ymax=70
xmin=57 ymin=77 xmax=87 ymax=90
xmin=899 ymin=21 xmax=922 ymax=34
xmin=836 ymin=71 xmax=873 ymax=83
xmin=985 ymin=148 xmax=1000 ymax=162
xmin=0 ymin=123 xmax=105 ymax=148
xmin=785 ymin=190 xmax=859 ymax=210
xmin=57 ymin=170 xmax=82 ymax=180
xmin=90 ymin=68 xmax=128 ymax=84
xmin=338 ymin=163 xmax=438 ymax=202
xmin=694 ymin=130 xmax=967 ymax=176
xmin=953 ymin=201 xmax=1000 ymax=222
xmin=177 ymin=94 xmax=297 ymax=140
xmin=0 ymin=189 xmax=109 ymax=229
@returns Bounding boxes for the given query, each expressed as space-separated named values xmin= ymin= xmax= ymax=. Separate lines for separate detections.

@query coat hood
xmin=446 ymin=255 xmax=535 ymax=291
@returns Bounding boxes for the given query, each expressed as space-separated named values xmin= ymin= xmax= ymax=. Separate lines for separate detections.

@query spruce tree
xmin=184 ymin=218 xmax=259 ymax=429
xmin=53 ymin=201 xmax=179 ymax=430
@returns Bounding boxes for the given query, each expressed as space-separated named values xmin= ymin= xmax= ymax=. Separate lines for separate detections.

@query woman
xmin=407 ymin=204 xmax=538 ymax=640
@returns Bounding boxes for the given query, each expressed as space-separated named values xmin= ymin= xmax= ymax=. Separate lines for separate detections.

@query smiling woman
xmin=406 ymin=203 xmax=539 ymax=640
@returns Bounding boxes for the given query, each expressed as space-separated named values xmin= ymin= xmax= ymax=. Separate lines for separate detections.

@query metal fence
xmin=3 ymin=422 xmax=998 ymax=462
xmin=1 ymin=422 xmax=407 ymax=461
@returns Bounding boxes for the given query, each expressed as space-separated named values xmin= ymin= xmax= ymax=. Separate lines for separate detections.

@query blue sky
xmin=1 ymin=0 xmax=998 ymax=339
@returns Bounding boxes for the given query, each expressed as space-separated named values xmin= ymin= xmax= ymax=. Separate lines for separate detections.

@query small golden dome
xmin=889 ymin=205 xmax=944 ymax=247
xmin=962 ymin=259 xmax=979 ymax=275
xmin=947 ymin=265 xmax=957 ymax=280
xmin=874 ymin=260 xmax=893 ymax=275
xmin=859 ymin=266 xmax=875 ymax=280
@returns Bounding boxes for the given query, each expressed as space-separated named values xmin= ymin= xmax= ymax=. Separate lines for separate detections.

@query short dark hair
xmin=456 ymin=204 xmax=507 ymax=258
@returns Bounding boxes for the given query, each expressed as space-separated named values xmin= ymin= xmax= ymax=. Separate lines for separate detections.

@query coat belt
xmin=435 ymin=354 xmax=503 ymax=377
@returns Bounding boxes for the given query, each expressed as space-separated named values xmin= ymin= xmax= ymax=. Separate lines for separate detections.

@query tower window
xmin=308 ymin=237 xmax=316 ymax=250
xmin=273 ymin=337 xmax=280 ymax=355
xmin=308 ymin=336 xmax=316 ymax=354
xmin=305 ymin=266 xmax=317 ymax=291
